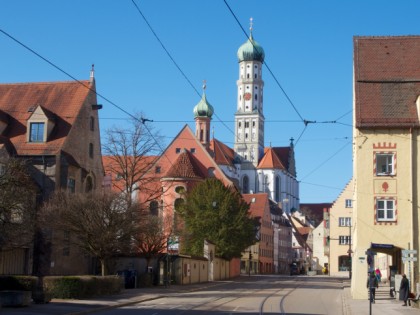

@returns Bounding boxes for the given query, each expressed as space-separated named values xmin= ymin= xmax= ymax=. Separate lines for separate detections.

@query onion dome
xmin=193 ymin=83 xmax=214 ymax=118
xmin=237 ymin=18 xmax=265 ymax=63
xmin=237 ymin=33 xmax=265 ymax=63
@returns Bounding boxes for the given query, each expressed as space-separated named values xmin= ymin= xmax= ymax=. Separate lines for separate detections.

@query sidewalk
xmin=342 ymin=280 xmax=420 ymax=315
xmin=0 ymin=282 xmax=223 ymax=315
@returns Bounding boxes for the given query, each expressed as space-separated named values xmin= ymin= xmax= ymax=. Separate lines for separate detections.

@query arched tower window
xmin=275 ymin=176 xmax=280 ymax=202
xmin=242 ymin=175 xmax=249 ymax=194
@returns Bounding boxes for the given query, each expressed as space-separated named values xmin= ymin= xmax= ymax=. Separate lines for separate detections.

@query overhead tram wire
xmin=0 ymin=28 xmax=137 ymax=124
xmin=299 ymin=140 xmax=351 ymax=181
xmin=0 ymin=27 xmax=172 ymax=165
xmin=130 ymin=0 xmax=237 ymax=140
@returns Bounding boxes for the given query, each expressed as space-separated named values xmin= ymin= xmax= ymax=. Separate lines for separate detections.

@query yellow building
xmin=329 ymin=179 xmax=354 ymax=277
xmin=352 ymin=36 xmax=420 ymax=299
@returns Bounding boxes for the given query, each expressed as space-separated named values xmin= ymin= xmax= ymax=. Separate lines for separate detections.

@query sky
xmin=1 ymin=1 xmax=419 ymax=203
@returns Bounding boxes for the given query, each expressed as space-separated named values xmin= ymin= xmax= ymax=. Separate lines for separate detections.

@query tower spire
xmin=249 ymin=17 xmax=253 ymax=34
xmin=90 ymin=64 xmax=95 ymax=82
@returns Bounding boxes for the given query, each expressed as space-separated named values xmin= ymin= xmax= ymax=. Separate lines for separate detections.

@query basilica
xmin=193 ymin=26 xmax=299 ymax=214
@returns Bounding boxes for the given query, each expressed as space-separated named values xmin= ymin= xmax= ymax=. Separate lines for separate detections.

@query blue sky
xmin=1 ymin=1 xmax=419 ymax=203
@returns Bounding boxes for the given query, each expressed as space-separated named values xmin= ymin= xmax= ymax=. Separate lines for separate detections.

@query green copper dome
xmin=237 ymin=33 xmax=265 ymax=63
xmin=193 ymin=91 xmax=214 ymax=118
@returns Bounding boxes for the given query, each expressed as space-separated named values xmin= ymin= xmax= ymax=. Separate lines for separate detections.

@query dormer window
xmin=29 ymin=122 xmax=45 ymax=142
xmin=26 ymin=105 xmax=55 ymax=143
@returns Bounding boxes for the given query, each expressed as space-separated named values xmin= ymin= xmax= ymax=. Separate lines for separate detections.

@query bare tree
xmin=40 ymin=191 xmax=140 ymax=276
xmin=102 ymin=113 xmax=163 ymax=208
xmin=131 ymin=206 xmax=170 ymax=269
xmin=0 ymin=158 xmax=36 ymax=251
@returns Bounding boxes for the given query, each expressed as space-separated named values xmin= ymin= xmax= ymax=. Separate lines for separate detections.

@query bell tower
xmin=234 ymin=18 xmax=265 ymax=167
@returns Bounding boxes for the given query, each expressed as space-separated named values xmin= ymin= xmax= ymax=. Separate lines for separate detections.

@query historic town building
xmin=352 ymin=36 xmax=420 ymax=299
xmin=0 ymin=67 xmax=104 ymax=275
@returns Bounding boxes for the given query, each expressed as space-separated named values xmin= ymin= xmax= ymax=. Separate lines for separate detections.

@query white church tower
xmin=234 ymin=18 xmax=265 ymax=168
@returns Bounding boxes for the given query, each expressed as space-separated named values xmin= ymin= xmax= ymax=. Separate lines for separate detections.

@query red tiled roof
xmin=300 ymin=203 xmax=332 ymax=227
xmin=257 ymin=147 xmax=286 ymax=169
xmin=0 ymin=81 xmax=92 ymax=155
xmin=164 ymin=149 xmax=206 ymax=179
xmin=242 ymin=193 xmax=269 ymax=218
xmin=209 ymin=138 xmax=235 ymax=166
xmin=354 ymin=36 xmax=420 ymax=128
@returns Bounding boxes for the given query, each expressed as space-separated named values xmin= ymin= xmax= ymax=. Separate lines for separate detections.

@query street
xmin=96 ymin=275 xmax=344 ymax=315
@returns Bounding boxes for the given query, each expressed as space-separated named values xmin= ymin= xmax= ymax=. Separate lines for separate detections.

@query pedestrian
xmin=367 ymin=271 xmax=379 ymax=303
xmin=399 ymin=274 xmax=409 ymax=306
xmin=375 ymin=268 xmax=382 ymax=282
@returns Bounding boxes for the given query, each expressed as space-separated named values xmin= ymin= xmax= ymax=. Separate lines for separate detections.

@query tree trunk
xmin=100 ymin=259 xmax=106 ymax=276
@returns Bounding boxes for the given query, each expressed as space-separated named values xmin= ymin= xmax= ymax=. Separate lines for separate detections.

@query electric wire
xmin=299 ymin=141 xmax=352 ymax=181
xmin=130 ymin=0 xmax=237 ymax=140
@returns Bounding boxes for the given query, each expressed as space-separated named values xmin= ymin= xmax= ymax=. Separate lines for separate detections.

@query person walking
xmin=375 ymin=268 xmax=382 ymax=282
xmin=399 ymin=274 xmax=410 ymax=306
xmin=367 ymin=271 xmax=379 ymax=303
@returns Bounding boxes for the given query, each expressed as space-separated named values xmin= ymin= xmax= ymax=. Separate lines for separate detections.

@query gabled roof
xmin=354 ymin=36 xmax=420 ymax=128
xmin=142 ymin=125 xmax=235 ymax=188
xmin=164 ymin=149 xmax=206 ymax=180
xmin=257 ymin=147 xmax=286 ymax=169
xmin=0 ymin=80 xmax=92 ymax=155
xmin=209 ymin=138 xmax=235 ymax=166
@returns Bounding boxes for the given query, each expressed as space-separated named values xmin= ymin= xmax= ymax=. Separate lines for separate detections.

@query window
xmin=376 ymin=153 xmax=394 ymax=175
xmin=68 ymin=178 xmax=75 ymax=193
xmin=245 ymin=121 xmax=250 ymax=128
xmin=29 ymin=122 xmax=44 ymax=142
xmin=339 ymin=236 xmax=351 ymax=245
xmin=275 ymin=176 xmax=280 ymax=201
xmin=339 ymin=217 xmax=351 ymax=227
xmin=176 ymin=148 xmax=181 ymax=154
xmin=149 ymin=200 xmax=159 ymax=216
xmin=89 ymin=143 xmax=94 ymax=158
xmin=242 ymin=175 xmax=249 ymax=194
xmin=191 ymin=148 xmax=196 ymax=154
xmin=175 ymin=186 xmax=185 ymax=194
xmin=90 ymin=116 xmax=94 ymax=131
xmin=345 ymin=199 xmax=353 ymax=208
xmin=155 ymin=166 xmax=161 ymax=174
xmin=377 ymin=198 xmax=395 ymax=221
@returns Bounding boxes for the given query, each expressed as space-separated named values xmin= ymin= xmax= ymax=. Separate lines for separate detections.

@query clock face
xmin=244 ymin=92 xmax=252 ymax=101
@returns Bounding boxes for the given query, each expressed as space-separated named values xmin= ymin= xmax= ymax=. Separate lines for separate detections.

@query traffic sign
xmin=402 ymin=257 xmax=418 ymax=262
xmin=402 ymin=249 xmax=417 ymax=256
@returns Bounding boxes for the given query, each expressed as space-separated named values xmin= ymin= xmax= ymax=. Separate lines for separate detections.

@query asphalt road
xmin=95 ymin=275 xmax=345 ymax=315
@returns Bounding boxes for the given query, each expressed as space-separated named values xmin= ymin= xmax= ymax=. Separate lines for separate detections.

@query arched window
xmin=149 ymin=200 xmax=159 ymax=216
xmin=85 ymin=176 xmax=93 ymax=192
xmin=242 ymin=175 xmax=249 ymax=194
xmin=174 ymin=198 xmax=185 ymax=234
xmin=275 ymin=176 xmax=280 ymax=201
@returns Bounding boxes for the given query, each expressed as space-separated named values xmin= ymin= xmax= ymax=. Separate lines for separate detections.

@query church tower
xmin=193 ymin=82 xmax=214 ymax=149
xmin=234 ymin=18 xmax=265 ymax=167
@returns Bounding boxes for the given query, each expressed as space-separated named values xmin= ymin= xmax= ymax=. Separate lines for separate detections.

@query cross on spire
xmin=202 ymin=80 xmax=207 ymax=91
xmin=249 ymin=17 xmax=253 ymax=33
